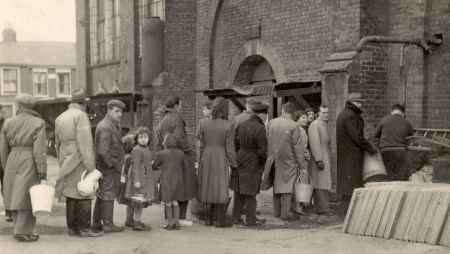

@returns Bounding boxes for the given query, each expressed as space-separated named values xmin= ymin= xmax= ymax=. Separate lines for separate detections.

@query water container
xmin=29 ymin=184 xmax=55 ymax=216
xmin=362 ymin=152 xmax=387 ymax=181
xmin=294 ymin=172 xmax=313 ymax=203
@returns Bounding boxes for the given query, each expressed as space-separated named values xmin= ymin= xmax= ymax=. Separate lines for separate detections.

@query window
xmin=137 ymin=0 xmax=165 ymax=58
xmin=57 ymin=71 xmax=71 ymax=97
xmin=1 ymin=68 xmax=19 ymax=95
xmin=149 ymin=0 xmax=165 ymax=19
xmin=33 ymin=70 xmax=48 ymax=97
xmin=111 ymin=0 xmax=120 ymax=59
xmin=97 ymin=0 xmax=106 ymax=62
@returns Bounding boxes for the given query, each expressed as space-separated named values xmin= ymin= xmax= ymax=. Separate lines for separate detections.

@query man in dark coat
xmin=0 ymin=104 xmax=12 ymax=222
xmin=336 ymin=93 xmax=377 ymax=201
xmin=232 ymin=101 xmax=267 ymax=226
xmin=155 ymin=96 xmax=197 ymax=225
xmin=374 ymin=104 xmax=414 ymax=181
xmin=93 ymin=99 xmax=126 ymax=233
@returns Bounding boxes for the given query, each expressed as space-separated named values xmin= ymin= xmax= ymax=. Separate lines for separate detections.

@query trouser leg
xmin=102 ymin=200 xmax=115 ymax=226
xmin=244 ymin=195 xmax=257 ymax=225
xmin=178 ymin=200 xmax=189 ymax=220
xmin=173 ymin=201 xmax=180 ymax=226
xmin=93 ymin=198 xmax=102 ymax=227
xmin=66 ymin=197 xmax=77 ymax=231
xmin=313 ymin=189 xmax=330 ymax=214
xmin=280 ymin=194 xmax=292 ymax=220
xmin=13 ymin=210 xmax=36 ymax=235
xmin=232 ymin=192 xmax=244 ymax=222
xmin=126 ymin=206 xmax=134 ymax=225
xmin=273 ymin=193 xmax=281 ymax=218
xmin=77 ymin=199 xmax=92 ymax=231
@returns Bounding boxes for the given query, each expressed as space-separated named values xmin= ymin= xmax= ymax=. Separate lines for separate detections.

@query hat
xmin=107 ymin=99 xmax=126 ymax=110
xmin=348 ymin=92 xmax=365 ymax=102
xmin=15 ymin=93 xmax=38 ymax=108
xmin=247 ymin=99 xmax=269 ymax=113
xmin=71 ymin=88 xmax=89 ymax=102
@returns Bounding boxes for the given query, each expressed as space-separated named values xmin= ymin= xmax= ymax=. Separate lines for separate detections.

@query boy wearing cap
xmin=93 ymin=99 xmax=126 ymax=233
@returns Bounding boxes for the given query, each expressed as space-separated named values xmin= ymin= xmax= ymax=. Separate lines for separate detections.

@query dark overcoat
xmin=336 ymin=101 xmax=376 ymax=196
xmin=232 ymin=114 xmax=267 ymax=196
xmin=0 ymin=109 xmax=47 ymax=210
xmin=155 ymin=108 xmax=197 ymax=201
xmin=153 ymin=148 xmax=185 ymax=202
xmin=95 ymin=115 xmax=125 ymax=200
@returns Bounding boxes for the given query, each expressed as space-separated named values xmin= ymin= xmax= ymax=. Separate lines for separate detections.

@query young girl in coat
xmin=153 ymin=133 xmax=185 ymax=230
xmin=124 ymin=127 xmax=154 ymax=231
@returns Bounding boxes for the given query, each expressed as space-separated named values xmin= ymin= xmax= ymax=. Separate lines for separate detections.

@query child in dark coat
xmin=153 ymin=133 xmax=185 ymax=230
xmin=124 ymin=127 xmax=154 ymax=231
xmin=119 ymin=133 xmax=136 ymax=228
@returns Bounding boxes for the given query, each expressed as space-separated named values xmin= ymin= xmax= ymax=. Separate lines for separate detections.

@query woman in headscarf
xmin=197 ymin=98 xmax=236 ymax=227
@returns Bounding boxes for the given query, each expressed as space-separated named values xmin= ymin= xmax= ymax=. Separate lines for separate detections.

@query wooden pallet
xmin=343 ymin=182 xmax=450 ymax=247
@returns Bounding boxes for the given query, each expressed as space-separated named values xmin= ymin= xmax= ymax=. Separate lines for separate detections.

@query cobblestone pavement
xmin=0 ymin=157 xmax=448 ymax=254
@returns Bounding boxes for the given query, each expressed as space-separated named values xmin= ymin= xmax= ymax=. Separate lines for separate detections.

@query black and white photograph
xmin=0 ymin=0 xmax=449 ymax=253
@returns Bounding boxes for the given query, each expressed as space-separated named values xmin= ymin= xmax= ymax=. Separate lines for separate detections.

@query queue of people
xmin=0 ymin=90 xmax=415 ymax=242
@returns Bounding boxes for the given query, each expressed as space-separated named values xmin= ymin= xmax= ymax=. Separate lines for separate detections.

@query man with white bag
xmin=55 ymin=89 xmax=102 ymax=237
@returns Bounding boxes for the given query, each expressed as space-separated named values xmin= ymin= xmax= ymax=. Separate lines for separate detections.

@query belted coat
xmin=232 ymin=114 xmax=267 ymax=196
xmin=0 ymin=109 xmax=47 ymax=210
xmin=55 ymin=103 xmax=96 ymax=200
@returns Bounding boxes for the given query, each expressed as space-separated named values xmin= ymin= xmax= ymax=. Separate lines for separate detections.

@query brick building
xmin=76 ymin=0 xmax=449 ymax=190
xmin=75 ymin=0 xmax=196 ymax=134
xmin=0 ymin=27 xmax=76 ymax=118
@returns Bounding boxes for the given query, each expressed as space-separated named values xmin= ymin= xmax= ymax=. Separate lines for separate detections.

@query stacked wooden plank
xmin=343 ymin=182 xmax=450 ymax=247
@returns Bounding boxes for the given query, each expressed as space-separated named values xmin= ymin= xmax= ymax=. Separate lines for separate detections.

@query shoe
xmin=179 ymin=219 xmax=193 ymax=227
xmin=163 ymin=224 xmax=175 ymax=231
xmin=133 ymin=222 xmax=151 ymax=231
xmin=103 ymin=224 xmax=124 ymax=233
xmin=232 ymin=218 xmax=244 ymax=225
xmin=14 ymin=234 xmax=39 ymax=242
xmin=5 ymin=216 xmax=13 ymax=222
xmin=68 ymin=228 xmax=80 ymax=236
xmin=125 ymin=220 xmax=134 ymax=228
xmin=79 ymin=229 xmax=104 ymax=237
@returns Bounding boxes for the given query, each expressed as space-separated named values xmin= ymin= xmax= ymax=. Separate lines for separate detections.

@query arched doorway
xmin=229 ymin=55 xmax=276 ymax=118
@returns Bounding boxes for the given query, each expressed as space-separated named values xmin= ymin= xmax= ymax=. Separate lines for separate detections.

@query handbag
xmin=294 ymin=170 xmax=313 ymax=204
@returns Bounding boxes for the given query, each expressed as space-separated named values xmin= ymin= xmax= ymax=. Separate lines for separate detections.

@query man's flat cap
xmin=71 ymin=88 xmax=89 ymax=102
xmin=107 ymin=99 xmax=126 ymax=109
xmin=15 ymin=93 xmax=38 ymax=108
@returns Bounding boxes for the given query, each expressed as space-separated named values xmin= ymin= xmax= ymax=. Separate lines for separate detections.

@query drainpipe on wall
xmin=355 ymin=35 xmax=443 ymax=107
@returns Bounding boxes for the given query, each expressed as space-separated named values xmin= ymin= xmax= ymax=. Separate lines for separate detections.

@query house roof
xmin=0 ymin=41 xmax=76 ymax=67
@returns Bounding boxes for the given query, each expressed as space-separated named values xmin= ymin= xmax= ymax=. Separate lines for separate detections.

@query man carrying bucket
xmin=0 ymin=94 xmax=48 ymax=242
xmin=55 ymin=89 xmax=103 ymax=237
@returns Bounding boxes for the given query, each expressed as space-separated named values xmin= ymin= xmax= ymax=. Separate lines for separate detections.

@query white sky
xmin=0 ymin=0 xmax=76 ymax=42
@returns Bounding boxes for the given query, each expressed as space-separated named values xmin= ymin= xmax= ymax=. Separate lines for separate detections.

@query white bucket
xmin=362 ymin=152 xmax=387 ymax=181
xmin=29 ymin=184 xmax=55 ymax=216
xmin=295 ymin=182 xmax=313 ymax=203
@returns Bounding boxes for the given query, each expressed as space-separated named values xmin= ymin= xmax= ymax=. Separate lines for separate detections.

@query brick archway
xmin=226 ymin=39 xmax=287 ymax=88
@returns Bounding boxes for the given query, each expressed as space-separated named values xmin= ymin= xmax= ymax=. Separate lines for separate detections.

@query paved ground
xmin=0 ymin=157 xmax=448 ymax=254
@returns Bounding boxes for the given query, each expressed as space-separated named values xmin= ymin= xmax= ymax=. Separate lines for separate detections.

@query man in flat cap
xmin=93 ymin=99 xmax=126 ymax=233
xmin=231 ymin=100 xmax=268 ymax=227
xmin=0 ymin=94 xmax=47 ymax=242
xmin=336 ymin=92 xmax=377 ymax=203
xmin=55 ymin=89 xmax=102 ymax=237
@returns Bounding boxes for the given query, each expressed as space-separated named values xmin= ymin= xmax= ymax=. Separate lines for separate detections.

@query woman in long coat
xmin=0 ymin=94 xmax=47 ymax=242
xmin=197 ymin=98 xmax=236 ymax=227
